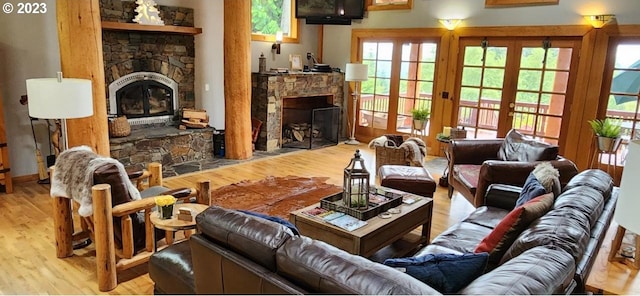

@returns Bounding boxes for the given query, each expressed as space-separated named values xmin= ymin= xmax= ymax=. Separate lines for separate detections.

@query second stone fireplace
xmin=252 ymin=72 xmax=345 ymax=151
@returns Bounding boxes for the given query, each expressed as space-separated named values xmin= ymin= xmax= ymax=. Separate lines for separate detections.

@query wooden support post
xmin=92 ymin=184 xmax=117 ymax=292
xmin=56 ymin=0 xmax=109 ymax=156
xmin=149 ymin=163 xmax=162 ymax=187
xmin=197 ymin=180 xmax=211 ymax=205
xmin=52 ymin=196 xmax=73 ymax=258
xmin=224 ymin=0 xmax=253 ymax=160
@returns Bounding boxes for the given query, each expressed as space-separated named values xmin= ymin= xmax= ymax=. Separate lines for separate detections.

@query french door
xmin=454 ymin=38 xmax=580 ymax=145
xmin=356 ymin=39 xmax=439 ymax=139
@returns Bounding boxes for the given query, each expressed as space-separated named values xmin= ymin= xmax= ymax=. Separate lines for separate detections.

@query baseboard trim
xmin=13 ymin=174 xmax=39 ymax=183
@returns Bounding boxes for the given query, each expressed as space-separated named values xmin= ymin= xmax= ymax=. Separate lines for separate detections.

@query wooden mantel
xmin=101 ymin=21 xmax=202 ymax=35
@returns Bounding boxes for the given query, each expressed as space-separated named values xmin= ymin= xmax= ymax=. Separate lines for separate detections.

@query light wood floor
xmin=0 ymin=143 xmax=632 ymax=294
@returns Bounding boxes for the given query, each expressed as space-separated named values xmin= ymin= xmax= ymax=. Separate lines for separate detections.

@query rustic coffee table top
xmin=289 ymin=187 xmax=433 ymax=258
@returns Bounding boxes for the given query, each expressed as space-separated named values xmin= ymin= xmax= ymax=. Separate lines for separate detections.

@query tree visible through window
xmin=252 ymin=0 xmax=297 ymax=42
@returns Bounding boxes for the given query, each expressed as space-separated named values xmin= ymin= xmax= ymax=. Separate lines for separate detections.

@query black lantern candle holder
xmin=343 ymin=149 xmax=370 ymax=210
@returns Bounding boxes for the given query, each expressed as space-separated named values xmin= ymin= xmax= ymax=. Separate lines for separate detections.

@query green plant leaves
xmin=411 ymin=108 xmax=430 ymax=120
xmin=588 ymin=118 xmax=621 ymax=138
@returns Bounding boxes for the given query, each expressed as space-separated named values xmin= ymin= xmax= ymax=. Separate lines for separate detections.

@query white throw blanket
xmin=400 ymin=137 xmax=427 ymax=166
xmin=50 ymin=146 xmax=141 ymax=217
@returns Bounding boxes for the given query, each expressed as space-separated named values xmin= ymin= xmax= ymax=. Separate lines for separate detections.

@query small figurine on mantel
xmin=133 ymin=0 xmax=165 ymax=25
xmin=259 ymin=53 xmax=267 ymax=73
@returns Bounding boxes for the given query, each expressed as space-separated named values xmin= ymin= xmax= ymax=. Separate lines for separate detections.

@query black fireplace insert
xmin=116 ymin=80 xmax=174 ymax=119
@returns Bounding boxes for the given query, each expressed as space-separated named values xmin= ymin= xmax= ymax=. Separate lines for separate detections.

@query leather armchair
xmin=448 ymin=136 xmax=579 ymax=208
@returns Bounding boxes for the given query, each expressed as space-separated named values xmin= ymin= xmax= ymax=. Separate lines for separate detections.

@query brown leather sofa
xmin=149 ymin=169 xmax=616 ymax=294
xmin=448 ymin=130 xmax=580 ymax=207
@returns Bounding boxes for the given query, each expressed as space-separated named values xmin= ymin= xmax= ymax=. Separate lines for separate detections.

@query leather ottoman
xmin=379 ymin=165 xmax=437 ymax=197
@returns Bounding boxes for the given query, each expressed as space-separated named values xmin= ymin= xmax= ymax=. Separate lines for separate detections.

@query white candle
xmin=443 ymin=126 xmax=451 ymax=137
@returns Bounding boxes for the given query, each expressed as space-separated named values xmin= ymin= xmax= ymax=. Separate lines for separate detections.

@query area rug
xmin=210 ymin=175 xmax=342 ymax=218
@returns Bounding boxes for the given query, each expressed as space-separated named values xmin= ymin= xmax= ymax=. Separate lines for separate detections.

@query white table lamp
xmin=609 ymin=139 xmax=640 ymax=268
xmin=26 ymin=72 xmax=94 ymax=151
xmin=345 ymin=63 xmax=368 ymax=145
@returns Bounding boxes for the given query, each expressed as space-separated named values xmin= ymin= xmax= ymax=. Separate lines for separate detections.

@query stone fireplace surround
xmin=100 ymin=0 xmax=206 ymax=173
xmin=252 ymin=72 xmax=345 ymax=152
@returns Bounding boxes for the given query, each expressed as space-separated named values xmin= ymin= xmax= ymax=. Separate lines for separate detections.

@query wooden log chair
xmin=51 ymin=161 xmax=211 ymax=292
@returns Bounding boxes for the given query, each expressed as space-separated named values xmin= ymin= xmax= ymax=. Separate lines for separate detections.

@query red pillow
xmin=475 ymin=193 xmax=554 ymax=263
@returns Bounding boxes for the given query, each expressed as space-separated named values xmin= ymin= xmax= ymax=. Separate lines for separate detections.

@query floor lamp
xmin=26 ymin=72 xmax=93 ymax=250
xmin=345 ymin=63 xmax=368 ymax=145
xmin=26 ymin=72 xmax=94 ymax=152
xmin=609 ymin=139 xmax=640 ymax=268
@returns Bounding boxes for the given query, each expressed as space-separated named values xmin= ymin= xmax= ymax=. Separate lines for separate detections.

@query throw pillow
xmin=497 ymin=129 xmax=559 ymax=162
xmin=475 ymin=193 xmax=554 ymax=263
xmin=515 ymin=173 xmax=547 ymax=207
xmin=383 ymin=253 xmax=489 ymax=293
xmin=237 ymin=210 xmax=300 ymax=236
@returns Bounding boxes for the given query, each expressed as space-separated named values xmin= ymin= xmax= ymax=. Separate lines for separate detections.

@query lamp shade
xmin=345 ymin=63 xmax=368 ymax=82
xmin=26 ymin=77 xmax=93 ymax=119
xmin=613 ymin=140 xmax=640 ymax=235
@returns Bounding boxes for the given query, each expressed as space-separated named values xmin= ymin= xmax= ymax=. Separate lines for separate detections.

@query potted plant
xmin=411 ymin=107 xmax=431 ymax=131
xmin=588 ymin=118 xmax=622 ymax=153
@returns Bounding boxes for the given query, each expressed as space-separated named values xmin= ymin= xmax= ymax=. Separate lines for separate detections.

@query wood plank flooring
xmin=0 ymin=143 xmax=630 ymax=294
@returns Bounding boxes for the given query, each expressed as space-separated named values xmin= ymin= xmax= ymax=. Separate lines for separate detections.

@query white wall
xmin=322 ymin=0 xmax=640 ymax=72
xmin=155 ymin=0 xmax=227 ymax=129
xmin=0 ymin=0 xmax=60 ymax=177
xmin=251 ymin=24 xmax=320 ymax=73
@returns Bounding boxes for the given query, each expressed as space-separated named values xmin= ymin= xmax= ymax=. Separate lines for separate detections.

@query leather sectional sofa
xmin=149 ymin=169 xmax=616 ymax=294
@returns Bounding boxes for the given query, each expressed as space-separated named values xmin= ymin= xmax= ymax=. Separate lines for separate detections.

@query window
xmin=455 ymin=38 xmax=579 ymax=144
xmin=602 ymin=42 xmax=640 ymax=165
xmin=251 ymin=0 xmax=299 ymax=43
xmin=367 ymin=0 xmax=412 ymax=11
xmin=357 ymin=38 xmax=439 ymax=138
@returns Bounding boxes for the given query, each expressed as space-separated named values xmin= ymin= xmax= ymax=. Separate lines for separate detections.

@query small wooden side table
xmin=150 ymin=203 xmax=209 ymax=251
xmin=436 ymin=136 xmax=451 ymax=188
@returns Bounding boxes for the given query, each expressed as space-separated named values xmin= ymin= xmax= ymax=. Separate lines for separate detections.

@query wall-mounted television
xmin=296 ymin=0 xmax=365 ymax=25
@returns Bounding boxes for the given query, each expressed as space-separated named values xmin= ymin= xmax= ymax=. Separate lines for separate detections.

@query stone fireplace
xmin=101 ymin=0 xmax=196 ymax=125
xmin=100 ymin=0 xmax=209 ymax=173
xmin=252 ymin=72 xmax=345 ymax=151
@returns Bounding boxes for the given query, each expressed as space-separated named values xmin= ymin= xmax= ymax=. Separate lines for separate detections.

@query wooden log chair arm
xmin=51 ymin=162 xmax=212 ymax=292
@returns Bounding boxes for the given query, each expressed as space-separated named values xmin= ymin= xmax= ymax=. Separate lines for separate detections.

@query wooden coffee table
xmin=289 ymin=188 xmax=433 ymax=258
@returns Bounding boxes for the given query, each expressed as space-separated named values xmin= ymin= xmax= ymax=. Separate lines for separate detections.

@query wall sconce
xmin=584 ymin=15 xmax=615 ymax=29
xmin=439 ymin=19 xmax=462 ymax=31
xmin=272 ymin=31 xmax=283 ymax=54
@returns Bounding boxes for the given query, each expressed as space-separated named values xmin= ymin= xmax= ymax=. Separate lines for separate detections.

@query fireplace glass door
xmin=116 ymin=81 xmax=174 ymax=118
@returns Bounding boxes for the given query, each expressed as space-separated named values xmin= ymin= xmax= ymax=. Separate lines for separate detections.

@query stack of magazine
xmin=303 ymin=207 xmax=367 ymax=231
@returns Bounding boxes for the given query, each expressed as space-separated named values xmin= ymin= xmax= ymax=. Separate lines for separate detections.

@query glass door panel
xmin=512 ymin=45 xmax=574 ymax=144
xmin=397 ymin=42 xmax=437 ymax=134
xmin=360 ymin=42 xmax=393 ymax=131
xmin=457 ymin=44 xmax=508 ymax=139
xmin=604 ymin=43 xmax=640 ymax=165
